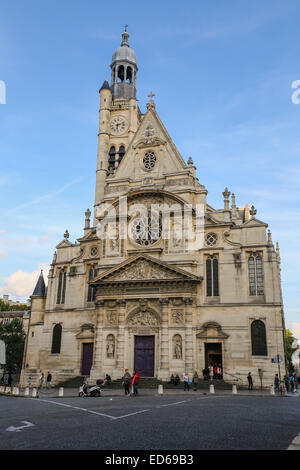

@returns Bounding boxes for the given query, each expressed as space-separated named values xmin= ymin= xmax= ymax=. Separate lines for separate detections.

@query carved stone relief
xmin=171 ymin=309 xmax=184 ymax=324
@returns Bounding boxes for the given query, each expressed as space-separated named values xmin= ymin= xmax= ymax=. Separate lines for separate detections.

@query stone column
xmin=158 ymin=298 xmax=169 ymax=381
xmin=184 ymin=297 xmax=193 ymax=374
xmin=116 ymin=300 xmax=126 ymax=376
xmin=90 ymin=300 xmax=105 ymax=381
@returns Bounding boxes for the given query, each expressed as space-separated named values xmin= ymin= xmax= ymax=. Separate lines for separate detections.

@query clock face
xmin=110 ymin=115 xmax=128 ymax=135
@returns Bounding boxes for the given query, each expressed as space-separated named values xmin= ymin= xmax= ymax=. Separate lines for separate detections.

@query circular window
xmin=90 ymin=246 xmax=98 ymax=257
xmin=143 ymin=151 xmax=156 ymax=170
xmin=205 ymin=233 xmax=218 ymax=247
xmin=131 ymin=213 xmax=161 ymax=246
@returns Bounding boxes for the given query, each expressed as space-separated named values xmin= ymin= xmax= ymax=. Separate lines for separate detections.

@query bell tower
xmin=110 ymin=26 xmax=138 ymax=99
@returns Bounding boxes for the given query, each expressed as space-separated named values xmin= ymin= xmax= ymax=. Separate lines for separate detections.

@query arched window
xmin=206 ymin=256 xmax=219 ymax=296
xmin=118 ymin=145 xmax=125 ymax=164
xmin=108 ymin=146 xmax=116 ymax=171
xmin=117 ymin=65 xmax=124 ymax=82
xmin=248 ymin=253 xmax=264 ymax=296
xmin=51 ymin=324 xmax=62 ymax=354
xmin=57 ymin=269 xmax=66 ymax=304
xmin=251 ymin=320 xmax=267 ymax=356
xmin=126 ymin=66 xmax=132 ymax=83
xmin=87 ymin=267 xmax=96 ymax=302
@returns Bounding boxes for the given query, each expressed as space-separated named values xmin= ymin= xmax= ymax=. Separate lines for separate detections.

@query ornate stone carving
xmin=109 ymin=259 xmax=182 ymax=281
xmin=173 ymin=334 xmax=182 ymax=359
xmin=171 ymin=309 xmax=184 ymax=324
xmin=107 ymin=310 xmax=118 ymax=325
xmin=128 ymin=310 xmax=159 ymax=327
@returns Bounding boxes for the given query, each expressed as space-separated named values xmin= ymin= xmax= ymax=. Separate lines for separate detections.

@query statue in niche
xmin=173 ymin=335 xmax=182 ymax=359
xmin=106 ymin=335 xmax=115 ymax=358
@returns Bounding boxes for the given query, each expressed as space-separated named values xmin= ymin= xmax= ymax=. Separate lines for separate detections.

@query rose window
xmin=205 ymin=233 xmax=218 ymax=247
xmin=143 ymin=151 xmax=156 ymax=170
xmin=131 ymin=212 xmax=161 ymax=246
xmin=90 ymin=246 xmax=98 ymax=257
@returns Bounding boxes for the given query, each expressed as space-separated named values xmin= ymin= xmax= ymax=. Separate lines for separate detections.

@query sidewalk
xmin=1 ymin=386 xmax=299 ymax=399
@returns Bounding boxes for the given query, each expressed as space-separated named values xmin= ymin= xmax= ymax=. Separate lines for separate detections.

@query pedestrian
xmin=183 ymin=372 xmax=190 ymax=391
xmin=169 ymin=374 xmax=175 ymax=385
xmin=131 ymin=370 xmax=140 ymax=396
xmin=247 ymin=372 xmax=253 ymax=390
xmin=217 ymin=365 xmax=222 ymax=380
xmin=284 ymin=375 xmax=290 ymax=392
xmin=274 ymin=374 xmax=280 ymax=392
xmin=0 ymin=375 xmax=4 ymax=386
xmin=174 ymin=374 xmax=180 ymax=385
xmin=8 ymin=373 xmax=13 ymax=391
xmin=46 ymin=371 xmax=52 ymax=389
xmin=39 ymin=372 xmax=44 ymax=389
xmin=214 ymin=365 xmax=218 ymax=379
xmin=123 ymin=369 xmax=131 ymax=396
xmin=289 ymin=375 xmax=295 ymax=393
xmin=192 ymin=371 xmax=199 ymax=391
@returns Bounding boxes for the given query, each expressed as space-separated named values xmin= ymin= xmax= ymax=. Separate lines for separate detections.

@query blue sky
xmin=0 ymin=1 xmax=299 ymax=336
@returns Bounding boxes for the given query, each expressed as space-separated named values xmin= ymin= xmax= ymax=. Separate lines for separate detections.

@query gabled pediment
xmin=56 ymin=239 xmax=72 ymax=249
xmin=242 ymin=217 xmax=268 ymax=228
xmin=196 ymin=321 xmax=229 ymax=339
xmin=77 ymin=228 xmax=98 ymax=242
xmin=91 ymin=254 xmax=202 ymax=284
xmin=113 ymin=107 xmax=187 ymax=180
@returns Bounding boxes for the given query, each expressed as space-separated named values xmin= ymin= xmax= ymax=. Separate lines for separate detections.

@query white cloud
xmin=0 ymin=264 xmax=49 ymax=300
xmin=0 ymin=249 xmax=7 ymax=259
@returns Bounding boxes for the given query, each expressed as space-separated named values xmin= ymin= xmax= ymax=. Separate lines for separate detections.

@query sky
xmin=0 ymin=0 xmax=299 ymax=338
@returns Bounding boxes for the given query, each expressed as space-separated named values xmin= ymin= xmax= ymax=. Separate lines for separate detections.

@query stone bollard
xmin=6 ymin=387 xmax=10 ymax=394
xmin=0 ymin=386 xmax=3 ymax=393
xmin=209 ymin=384 xmax=215 ymax=394
xmin=24 ymin=387 xmax=30 ymax=397
xmin=58 ymin=387 xmax=64 ymax=397
xmin=13 ymin=387 xmax=20 ymax=396
xmin=158 ymin=384 xmax=163 ymax=395
xmin=270 ymin=385 xmax=275 ymax=396
xmin=232 ymin=384 xmax=237 ymax=395
xmin=32 ymin=388 xmax=37 ymax=398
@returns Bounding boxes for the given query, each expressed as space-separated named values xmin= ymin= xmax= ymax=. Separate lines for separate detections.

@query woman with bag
xmin=183 ymin=372 xmax=190 ymax=391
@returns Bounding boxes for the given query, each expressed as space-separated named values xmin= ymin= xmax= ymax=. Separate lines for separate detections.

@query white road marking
xmin=114 ymin=409 xmax=150 ymax=420
xmin=31 ymin=398 xmax=117 ymax=420
xmin=156 ymin=400 xmax=189 ymax=408
xmin=6 ymin=421 xmax=35 ymax=432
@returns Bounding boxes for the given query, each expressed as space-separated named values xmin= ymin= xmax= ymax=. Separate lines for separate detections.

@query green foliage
xmin=0 ymin=299 xmax=28 ymax=311
xmin=285 ymin=329 xmax=298 ymax=374
xmin=0 ymin=318 xmax=26 ymax=373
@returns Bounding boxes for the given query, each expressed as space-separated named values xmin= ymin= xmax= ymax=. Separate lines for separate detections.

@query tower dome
xmin=110 ymin=28 xmax=138 ymax=99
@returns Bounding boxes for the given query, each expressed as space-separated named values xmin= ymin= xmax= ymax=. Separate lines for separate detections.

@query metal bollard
xmin=209 ymin=384 xmax=215 ymax=394
xmin=58 ymin=387 xmax=64 ymax=397
xmin=232 ymin=384 xmax=237 ymax=395
xmin=32 ymin=388 xmax=37 ymax=398
xmin=158 ymin=384 xmax=163 ymax=395
xmin=270 ymin=385 xmax=275 ymax=396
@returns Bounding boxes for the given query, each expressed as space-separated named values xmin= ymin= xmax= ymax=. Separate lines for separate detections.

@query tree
xmin=0 ymin=318 xmax=26 ymax=374
xmin=285 ymin=329 xmax=298 ymax=374
xmin=0 ymin=299 xmax=29 ymax=311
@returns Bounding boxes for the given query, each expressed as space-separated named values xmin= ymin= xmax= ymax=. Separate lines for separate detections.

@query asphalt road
xmin=0 ymin=393 xmax=299 ymax=450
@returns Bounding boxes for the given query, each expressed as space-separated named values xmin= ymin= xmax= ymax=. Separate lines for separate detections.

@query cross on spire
xmin=124 ymin=24 xmax=128 ymax=32
xmin=148 ymin=91 xmax=155 ymax=100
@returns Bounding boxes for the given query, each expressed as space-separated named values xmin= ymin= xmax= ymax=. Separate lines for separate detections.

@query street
xmin=0 ymin=393 xmax=299 ymax=450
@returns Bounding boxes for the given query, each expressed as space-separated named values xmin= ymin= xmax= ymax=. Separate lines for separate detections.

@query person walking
xmin=274 ymin=374 xmax=280 ymax=392
xmin=123 ymin=369 xmax=131 ymax=396
xmin=8 ymin=373 xmax=13 ymax=391
xmin=183 ymin=372 xmax=190 ymax=392
xmin=192 ymin=371 xmax=199 ymax=391
xmin=131 ymin=370 xmax=140 ymax=396
xmin=46 ymin=372 xmax=52 ymax=389
xmin=39 ymin=372 xmax=44 ymax=389
xmin=247 ymin=372 xmax=253 ymax=390
xmin=289 ymin=374 xmax=295 ymax=393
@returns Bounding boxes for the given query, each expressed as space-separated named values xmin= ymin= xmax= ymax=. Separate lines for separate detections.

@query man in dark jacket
xmin=247 ymin=372 xmax=253 ymax=390
xmin=131 ymin=370 xmax=140 ymax=396
xmin=123 ymin=369 xmax=131 ymax=396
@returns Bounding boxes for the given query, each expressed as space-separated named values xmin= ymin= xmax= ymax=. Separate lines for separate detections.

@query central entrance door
xmin=81 ymin=343 xmax=94 ymax=376
xmin=134 ymin=336 xmax=155 ymax=377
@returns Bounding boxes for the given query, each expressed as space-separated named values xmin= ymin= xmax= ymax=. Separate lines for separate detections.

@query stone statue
xmin=174 ymin=336 xmax=182 ymax=360
xmin=106 ymin=336 xmax=115 ymax=358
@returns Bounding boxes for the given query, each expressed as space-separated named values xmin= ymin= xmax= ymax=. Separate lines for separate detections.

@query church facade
xmin=20 ymin=29 xmax=286 ymax=387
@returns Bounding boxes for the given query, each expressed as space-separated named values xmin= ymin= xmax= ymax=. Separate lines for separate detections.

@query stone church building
xmin=20 ymin=29 xmax=286 ymax=387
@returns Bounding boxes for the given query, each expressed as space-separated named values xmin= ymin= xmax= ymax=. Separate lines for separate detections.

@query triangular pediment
xmin=113 ymin=107 xmax=187 ymax=180
xmin=92 ymin=254 xmax=201 ymax=284
xmin=243 ymin=217 xmax=268 ymax=228
xmin=77 ymin=228 xmax=98 ymax=242
xmin=56 ymin=239 xmax=72 ymax=249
